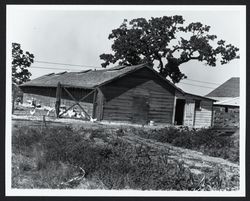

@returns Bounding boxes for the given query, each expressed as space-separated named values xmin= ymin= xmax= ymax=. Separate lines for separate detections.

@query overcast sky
xmin=7 ymin=5 xmax=245 ymax=96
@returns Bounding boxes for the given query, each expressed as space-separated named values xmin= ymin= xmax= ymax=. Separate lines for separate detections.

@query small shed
xmin=206 ymin=77 xmax=239 ymax=127
xmin=20 ymin=64 xmax=215 ymax=127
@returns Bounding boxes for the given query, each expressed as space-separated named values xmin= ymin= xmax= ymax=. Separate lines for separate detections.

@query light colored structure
xmin=206 ymin=77 xmax=239 ymax=127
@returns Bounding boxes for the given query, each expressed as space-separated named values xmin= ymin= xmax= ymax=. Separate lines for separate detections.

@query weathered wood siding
xmin=100 ymin=68 xmax=175 ymax=124
xmin=194 ymin=100 xmax=213 ymax=128
xmin=22 ymin=86 xmax=94 ymax=116
xmin=183 ymin=100 xmax=195 ymax=127
xmin=175 ymin=91 xmax=213 ymax=127
xmin=93 ymin=89 xmax=104 ymax=121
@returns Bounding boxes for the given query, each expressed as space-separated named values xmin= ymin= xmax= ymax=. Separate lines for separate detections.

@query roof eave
xmin=185 ymin=92 xmax=217 ymax=102
xmin=19 ymin=84 xmax=95 ymax=90
xmin=214 ymin=104 xmax=239 ymax=107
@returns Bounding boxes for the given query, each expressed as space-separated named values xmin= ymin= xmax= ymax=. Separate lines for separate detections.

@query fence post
xmin=43 ymin=115 xmax=47 ymax=127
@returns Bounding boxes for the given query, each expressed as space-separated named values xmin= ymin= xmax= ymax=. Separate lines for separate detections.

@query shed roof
xmin=206 ymin=77 xmax=239 ymax=98
xmin=20 ymin=64 xmax=183 ymax=91
xmin=20 ymin=63 xmax=214 ymax=101
xmin=213 ymin=97 xmax=239 ymax=107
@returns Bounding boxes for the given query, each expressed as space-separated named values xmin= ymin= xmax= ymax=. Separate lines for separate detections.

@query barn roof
xmin=206 ymin=77 xmax=239 ymax=98
xmin=20 ymin=63 xmax=214 ymax=101
xmin=20 ymin=64 xmax=184 ymax=91
xmin=20 ymin=64 xmax=144 ymax=89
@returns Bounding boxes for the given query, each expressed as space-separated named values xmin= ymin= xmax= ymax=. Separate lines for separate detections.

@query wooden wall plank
xmin=194 ymin=100 xmax=213 ymax=127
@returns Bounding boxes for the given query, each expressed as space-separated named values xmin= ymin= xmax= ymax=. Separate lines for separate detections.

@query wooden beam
xmin=92 ymin=89 xmax=97 ymax=119
xmin=64 ymin=88 xmax=91 ymax=119
xmin=58 ymin=103 xmax=77 ymax=117
xmin=78 ymin=89 xmax=95 ymax=102
xmin=211 ymin=104 xmax=214 ymax=127
xmin=62 ymin=87 xmax=93 ymax=120
xmin=76 ymin=102 xmax=91 ymax=120
xmin=97 ymin=88 xmax=104 ymax=121
xmin=63 ymin=87 xmax=78 ymax=102
xmin=172 ymin=96 xmax=177 ymax=124
xmin=55 ymin=82 xmax=62 ymax=118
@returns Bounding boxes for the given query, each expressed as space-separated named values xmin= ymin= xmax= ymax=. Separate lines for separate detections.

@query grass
xmin=11 ymin=123 xmax=239 ymax=190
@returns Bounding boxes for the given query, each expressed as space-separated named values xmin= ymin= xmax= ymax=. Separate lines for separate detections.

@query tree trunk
xmin=158 ymin=59 xmax=164 ymax=73
xmin=12 ymin=91 xmax=16 ymax=114
xmin=162 ymin=57 xmax=185 ymax=83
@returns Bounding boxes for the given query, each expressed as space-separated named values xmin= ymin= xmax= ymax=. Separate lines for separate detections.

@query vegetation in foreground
xmin=12 ymin=124 xmax=239 ymax=190
xmin=134 ymin=126 xmax=239 ymax=163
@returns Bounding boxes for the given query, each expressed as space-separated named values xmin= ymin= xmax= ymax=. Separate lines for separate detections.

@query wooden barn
xmin=20 ymin=64 xmax=215 ymax=127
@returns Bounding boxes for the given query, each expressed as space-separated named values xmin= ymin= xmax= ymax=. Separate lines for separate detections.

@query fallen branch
xmin=57 ymin=166 xmax=86 ymax=188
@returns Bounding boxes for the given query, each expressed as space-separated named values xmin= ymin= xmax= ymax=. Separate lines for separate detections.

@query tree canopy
xmin=100 ymin=16 xmax=239 ymax=83
xmin=12 ymin=43 xmax=34 ymax=85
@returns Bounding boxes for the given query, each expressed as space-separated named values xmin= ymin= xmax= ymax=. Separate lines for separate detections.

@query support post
xmin=55 ymin=82 xmax=62 ymax=118
xmin=92 ymin=89 xmax=97 ymax=119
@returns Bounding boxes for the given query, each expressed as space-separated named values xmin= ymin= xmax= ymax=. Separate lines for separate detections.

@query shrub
xmin=135 ymin=127 xmax=239 ymax=163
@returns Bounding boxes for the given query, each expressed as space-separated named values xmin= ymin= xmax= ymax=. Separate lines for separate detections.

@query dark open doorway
xmin=174 ymin=99 xmax=185 ymax=125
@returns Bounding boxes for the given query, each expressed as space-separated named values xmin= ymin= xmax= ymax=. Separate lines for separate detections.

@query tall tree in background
xmin=100 ymin=16 xmax=239 ymax=83
xmin=12 ymin=43 xmax=34 ymax=113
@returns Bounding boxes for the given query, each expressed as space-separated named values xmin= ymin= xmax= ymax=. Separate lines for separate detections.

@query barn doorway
xmin=132 ymin=96 xmax=149 ymax=124
xmin=174 ymin=99 xmax=185 ymax=125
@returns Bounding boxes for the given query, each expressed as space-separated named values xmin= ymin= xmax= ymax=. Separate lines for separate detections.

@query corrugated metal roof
xmin=206 ymin=77 xmax=239 ymax=97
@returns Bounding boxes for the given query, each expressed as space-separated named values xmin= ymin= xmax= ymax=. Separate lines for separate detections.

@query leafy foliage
xmin=12 ymin=43 xmax=34 ymax=85
xmin=100 ymin=16 xmax=239 ymax=83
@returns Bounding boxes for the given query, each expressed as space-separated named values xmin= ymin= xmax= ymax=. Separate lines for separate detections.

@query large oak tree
xmin=100 ymin=16 xmax=239 ymax=83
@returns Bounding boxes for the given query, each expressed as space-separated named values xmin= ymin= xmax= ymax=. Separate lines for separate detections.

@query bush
xmin=135 ymin=127 xmax=239 ymax=163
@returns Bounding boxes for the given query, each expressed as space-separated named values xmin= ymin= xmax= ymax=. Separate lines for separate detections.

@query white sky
xmin=7 ymin=5 xmax=244 ymax=96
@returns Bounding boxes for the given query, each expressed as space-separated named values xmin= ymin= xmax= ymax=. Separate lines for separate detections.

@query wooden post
xmin=43 ymin=115 xmax=47 ymax=127
xmin=211 ymin=104 xmax=214 ymax=127
xmin=172 ymin=96 xmax=177 ymax=124
xmin=92 ymin=89 xmax=97 ymax=119
xmin=55 ymin=82 xmax=62 ymax=118
xmin=97 ymin=88 xmax=104 ymax=121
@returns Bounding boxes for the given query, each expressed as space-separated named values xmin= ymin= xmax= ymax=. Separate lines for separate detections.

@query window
xmin=195 ymin=100 xmax=201 ymax=110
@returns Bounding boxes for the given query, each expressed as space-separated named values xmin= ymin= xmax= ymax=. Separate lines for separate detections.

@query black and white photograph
xmin=6 ymin=5 xmax=246 ymax=196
